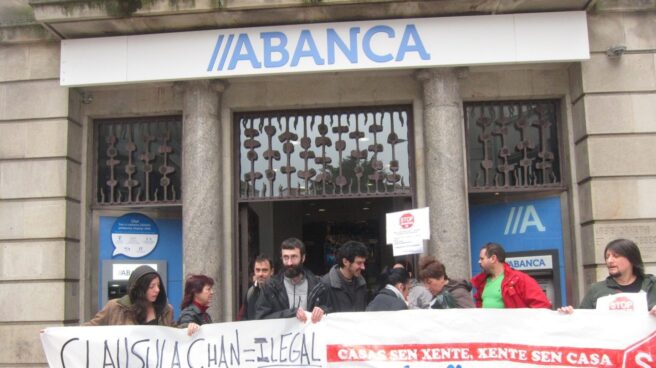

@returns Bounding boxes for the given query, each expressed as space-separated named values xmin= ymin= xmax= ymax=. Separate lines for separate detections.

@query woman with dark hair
xmin=85 ymin=265 xmax=174 ymax=326
xmin=178 ymin=274 xmax=215 ymax=335
xmin=366 ymin=268 xmax=410 ymax=311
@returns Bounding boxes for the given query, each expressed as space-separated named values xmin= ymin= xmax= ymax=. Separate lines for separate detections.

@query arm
xmin=176 ymin=306 xmax=199 ymax=327
xmin=408 ymin=285 xmax=432 ymax=309
xmin=448 ymin=287 xmax=475 ymax=308
xmin=578 ymin=290 xmax=596 ymax=309
xmin=254 ymin=286 xmax=296 ymax=320
xmin=83 ymin=300 xmax=113 ymax=326
xmin=470 ymin=274 xmax=486 ymax=308
xmin=521 ymin=277 xmax=552 ymax=309
xmin=309 ymin=282 xmax=332 ymax=318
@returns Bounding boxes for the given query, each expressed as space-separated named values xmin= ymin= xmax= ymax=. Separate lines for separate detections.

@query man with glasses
xmin=255 ymin=237 xmax=331 ymax=323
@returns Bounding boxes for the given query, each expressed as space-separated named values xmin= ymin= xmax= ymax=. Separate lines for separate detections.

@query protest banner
xmin=42 ymin=309 xmax=656 ymax=368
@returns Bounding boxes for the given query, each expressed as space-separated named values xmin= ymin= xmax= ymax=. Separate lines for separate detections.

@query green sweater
xmin=579 ymin=274 xmax=656 ymax=310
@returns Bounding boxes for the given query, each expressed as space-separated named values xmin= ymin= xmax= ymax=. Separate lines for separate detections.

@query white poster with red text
xmin=386 ymin=207 xmax=430 ymax=256
xmin=42 ymin=309 xmax=656 ymax=368
xmin=596 ymin=292 xmax=648 ymax=314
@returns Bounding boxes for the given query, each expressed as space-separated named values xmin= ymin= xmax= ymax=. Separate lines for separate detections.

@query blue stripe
xmin=206 ymin=34 xmax=224 ymax=72
xmin=218 ymin=34 xmax=234 ymax=71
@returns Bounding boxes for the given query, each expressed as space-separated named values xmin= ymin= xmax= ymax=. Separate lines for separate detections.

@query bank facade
xmin=1 ymin=0 xmax=655 ymax=365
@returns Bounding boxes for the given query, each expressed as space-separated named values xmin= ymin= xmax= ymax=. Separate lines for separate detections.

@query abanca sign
xmin=60 ymin=11 xmax=588 ymax=86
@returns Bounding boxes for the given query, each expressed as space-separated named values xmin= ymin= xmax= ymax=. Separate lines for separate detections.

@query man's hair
xmin=253 ymin=254 xmax=273 ymax=270
xmin=337 ymin=241 xmax=368 ymax=268
xmin=605 ymin=238 xmax=645 ymax=278
xmin=482 ymin=242 xmax=506 ymax=263
xmin=417 ymin=256 xmax=448 ymax=281
xmin=281 ymin=237 xmax=305 ymax=257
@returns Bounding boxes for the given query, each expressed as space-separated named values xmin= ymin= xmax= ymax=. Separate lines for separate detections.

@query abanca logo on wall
xmin=206 ymin=25 xmax=431 ymax=71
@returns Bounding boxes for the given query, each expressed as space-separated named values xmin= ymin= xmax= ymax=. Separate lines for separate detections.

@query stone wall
xmin=0 ymin=41 xmax=78 ymax=365
xmin=570 ymin=11 xmax=656 ymax=288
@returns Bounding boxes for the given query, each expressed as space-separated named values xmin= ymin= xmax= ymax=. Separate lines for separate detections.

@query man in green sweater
xmin=559 ymin=238 xmax=656 ymax=315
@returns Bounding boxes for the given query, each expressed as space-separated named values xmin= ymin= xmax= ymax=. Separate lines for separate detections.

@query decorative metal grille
xmin=95 ymin=116 xmax=182 ymax=206
xmin=465 ymin=100 xmax=563 ymax=192
xmin=237 ymin=106 xmax=412 ymax=201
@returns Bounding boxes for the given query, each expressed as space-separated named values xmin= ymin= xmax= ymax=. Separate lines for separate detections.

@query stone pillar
xmin=180 ymin=79 xmax=226 ymax=320
xmin=416 ymin=68 xmax=470 ymax=279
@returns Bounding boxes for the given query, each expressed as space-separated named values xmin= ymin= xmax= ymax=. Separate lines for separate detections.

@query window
xmin=236 ymin=106 xmax=413 ymax=201
xmin=95 ymin=116 xmax=182 ymax=206
xmin=465 ymin=100 xmax=563 ymax=193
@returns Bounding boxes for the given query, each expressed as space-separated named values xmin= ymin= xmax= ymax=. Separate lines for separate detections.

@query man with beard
xmin=321 ymin=241 xmax=369 ymax=312
xmin=471 ymin=242 xmax=551 ymax=309
xmin=237 ymin=255 xmax=274 ymax=320
xmin=559 ymin=238 xmax=656 ymax=314
xmin=255 ymin=237 xmax=331 ymax=323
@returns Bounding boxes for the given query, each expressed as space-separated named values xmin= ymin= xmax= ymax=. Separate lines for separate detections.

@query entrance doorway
xmin=234 ymin=104 xmax=416 ymax=314
xmin=237 ymin=196 xmax=412 ymax=304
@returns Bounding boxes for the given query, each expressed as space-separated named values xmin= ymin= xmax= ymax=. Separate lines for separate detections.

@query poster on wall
xmin=99 ymin=214 xmax=183 ymax=316
xmin=469 ymin=196 xmax=566 ymax=305
xmin=110 ymin=213 xmax=160 ymax=258
xmin=386 ymin=207 xmax=430 ymax=256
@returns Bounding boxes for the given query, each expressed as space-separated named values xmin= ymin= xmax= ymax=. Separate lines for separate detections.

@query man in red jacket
xmin=471 ymin=242 xmax=552 ymax=309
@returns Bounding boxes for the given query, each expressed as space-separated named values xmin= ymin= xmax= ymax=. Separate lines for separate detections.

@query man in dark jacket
xmin=255 ymin=238 xmax=330 ymax=323
xmin=559 ymin=238 xmax=656 ymax=315
xmin=321 ymin=240 xmax=369 ymax=313
xmin=238 ymin=255 xmax=273 ymax=320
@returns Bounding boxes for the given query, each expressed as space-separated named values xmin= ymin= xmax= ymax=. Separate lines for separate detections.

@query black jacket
xmin=366 ymin=287 xmax=408 ymax=312
xmin=321 ymin=265 xmax=368 ymax=313
xmin=241 ymin=284 xmax=263 ymax=321
xmin=177 ymin=304 xmax=212 ymax=326
xmin=254 ymin=268 xmax=330 ymax=319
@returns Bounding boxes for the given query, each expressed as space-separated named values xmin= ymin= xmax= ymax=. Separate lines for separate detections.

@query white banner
xmin=60 ymin=12 xmax=589 ymax=86
xmin=42 ymin=309 xmax=656 ymax=368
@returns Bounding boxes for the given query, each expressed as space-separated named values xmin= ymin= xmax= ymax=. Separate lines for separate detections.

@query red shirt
xmin=471 ymin=263 xmax=552 ymax=309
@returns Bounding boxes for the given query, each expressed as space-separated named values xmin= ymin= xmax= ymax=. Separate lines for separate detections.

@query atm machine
xmin=505 ymin=249 xmax=562 ymax=308
xmin=469 ymin=196 xmax=568 ymax=309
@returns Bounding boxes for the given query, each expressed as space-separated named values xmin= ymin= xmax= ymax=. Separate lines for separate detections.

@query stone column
xmin=416 ymin=68 xmax=470 ymax=279
xmin=180 ymin=79 xmax=226 ymax=320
